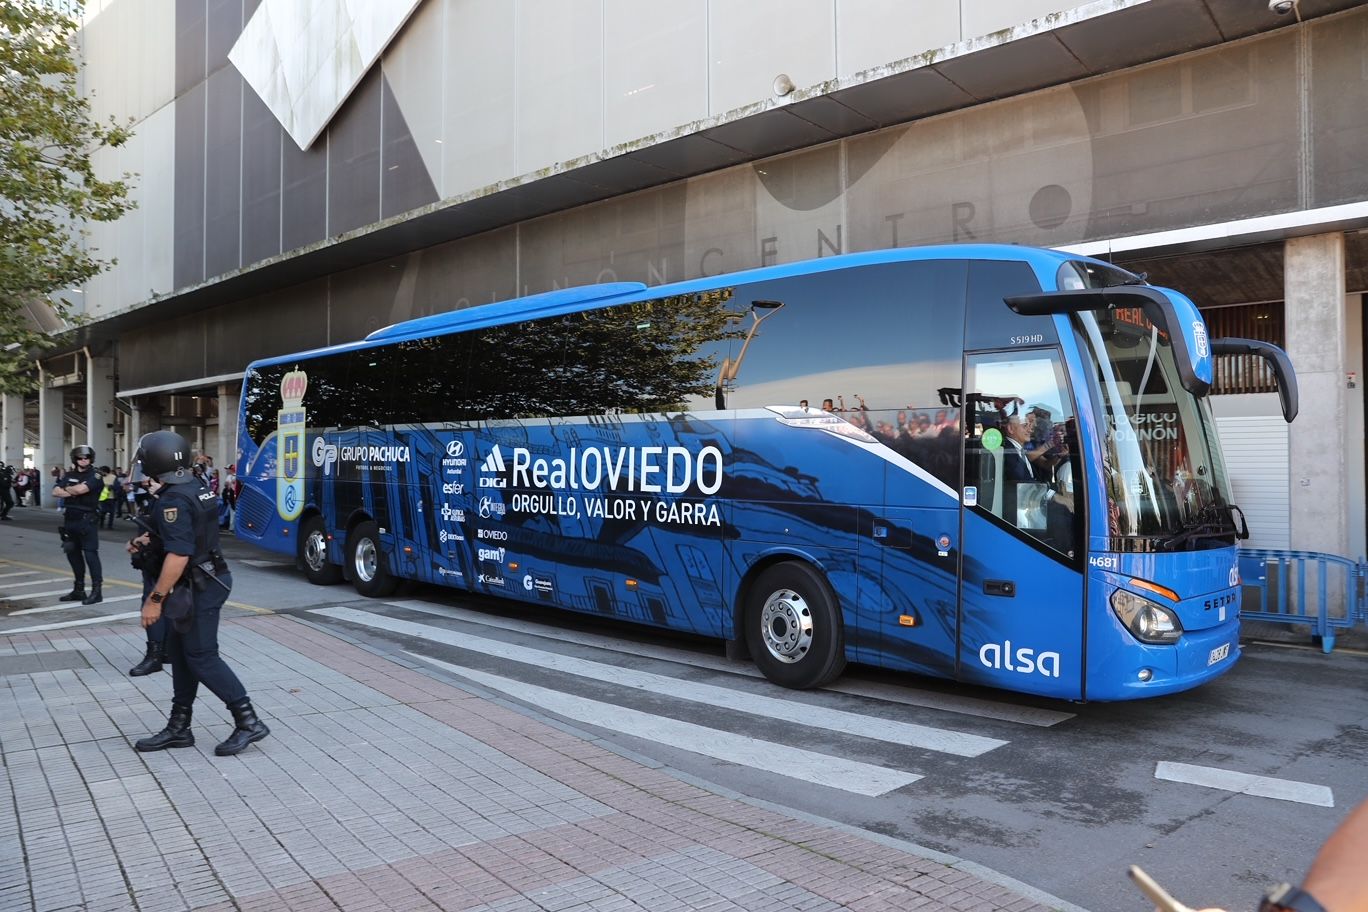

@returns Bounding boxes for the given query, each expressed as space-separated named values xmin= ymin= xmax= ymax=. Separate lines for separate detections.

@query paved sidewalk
xmin=1 ymin=614 xmax=1072 ymax=912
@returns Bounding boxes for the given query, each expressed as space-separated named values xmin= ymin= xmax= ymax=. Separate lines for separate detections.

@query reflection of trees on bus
xmin=475 ymin=288 xmax=741 ymax=417
xmin=240 ymin=289 xmax=743 ymax=449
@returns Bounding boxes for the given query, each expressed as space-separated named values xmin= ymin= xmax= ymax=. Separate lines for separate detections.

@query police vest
xmin=161 ymin=480 xmax=224 ymax=564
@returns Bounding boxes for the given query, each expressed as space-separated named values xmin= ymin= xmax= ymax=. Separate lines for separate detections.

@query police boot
xmin=215 ymin=698 xmax=270 ymax=756
xmin=58 ymin=585 xmax=87 ymax=602
xmin=128 ymin=642 xmax=164 ymax=677
xmin=134 ymin=704 xmax=194 ymax=752
xmin=82 ymin=585 xmax=103 ymax=606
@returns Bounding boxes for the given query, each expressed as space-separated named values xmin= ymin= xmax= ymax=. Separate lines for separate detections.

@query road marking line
xmin=10 ymin=594 xmax=143 ymax=615
xmin=1 ymin=577 xmax=69 ymax=589
xmin=1154 ymin=761 xmax=1334 ymax=807
xmin=319 ymin=606 xmax=1004 ymax=757
xmin=5 ymin=612 xmax=141 ymax=634
xmin=2 ymin=589 xmax=85 ymax=602
xmin=0 ymin=571 xmax=40 ymax=580
xmin=387 ymin=599 xmax=1072 ymax=727
xmin=406 ymin=650 xmax=922 ymax=797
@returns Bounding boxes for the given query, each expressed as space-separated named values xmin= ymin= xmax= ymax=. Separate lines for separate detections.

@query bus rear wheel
xmin=300 ymin=515 xmax=343 ymax=585
xmin=348 ymin=521 xmax=397 ymax=598
xmin=745 ymin=562 xmax=845 ymax=689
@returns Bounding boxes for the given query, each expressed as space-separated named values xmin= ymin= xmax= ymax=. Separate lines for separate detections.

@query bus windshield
xmin=1073 ymin=308 xmax=1235 ymax=549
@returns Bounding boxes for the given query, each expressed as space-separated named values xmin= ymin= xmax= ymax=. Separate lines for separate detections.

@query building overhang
xmin=69 ymin=0 xmax=1366 ymax=351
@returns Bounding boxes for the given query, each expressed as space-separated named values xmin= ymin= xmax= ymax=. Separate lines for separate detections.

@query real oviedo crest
xmin=276 ymin=370 xmax=308 ymax=521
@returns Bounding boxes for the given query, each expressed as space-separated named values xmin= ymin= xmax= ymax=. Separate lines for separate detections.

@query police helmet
xmin=130 ymin=431 xmax=195 ymax=485
xmin=70 ymin=445 xmax=96 ymax=464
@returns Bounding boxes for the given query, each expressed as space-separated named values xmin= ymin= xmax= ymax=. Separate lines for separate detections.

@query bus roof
xmin=246 ymin=244 xmax=1123 ymax=371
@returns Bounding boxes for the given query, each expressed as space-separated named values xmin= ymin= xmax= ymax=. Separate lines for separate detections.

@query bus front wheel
xmin=300 ymin=515 xmax=343 ymax=585
xmin=347 ymin=521 xmax=398 ymax=598
xmin=745 ymin=562 xmax=846 ymax=689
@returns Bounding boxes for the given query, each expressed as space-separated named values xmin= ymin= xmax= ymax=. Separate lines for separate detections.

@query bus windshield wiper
xmin=1157 ymin=503 xmax=1246 ymax=551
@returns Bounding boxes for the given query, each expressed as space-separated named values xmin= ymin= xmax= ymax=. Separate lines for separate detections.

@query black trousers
xmin=0 ymin=486 xmax=12 ymax=517
xmin=168 ymin=573 xmax=246 ymax=707
xmin=62 ymin=512 xmax=102 ymax=588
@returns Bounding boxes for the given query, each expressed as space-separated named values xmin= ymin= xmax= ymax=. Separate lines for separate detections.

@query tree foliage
xmin=0 ymin=0 xmax=134 ymax=394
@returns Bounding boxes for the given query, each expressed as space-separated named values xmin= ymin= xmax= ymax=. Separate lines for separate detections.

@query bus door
xmin=957 ymin=350 xmax=1086 ymax=700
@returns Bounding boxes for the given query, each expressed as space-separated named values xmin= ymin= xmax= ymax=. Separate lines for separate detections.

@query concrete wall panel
xmin=442 ymin=0 xmax=516 ymax=196
xmin=708 ymin=0 xmax=835 ymax=116
xmin=516 ymin=0 xmax=604 ymax=174
xmin=381 ymin=0 xmax=445 ymax=196
xmin=835 ymin=0 xmax=960 ymax=78
xmin=603 ymin=0 xmax=708 ymax=149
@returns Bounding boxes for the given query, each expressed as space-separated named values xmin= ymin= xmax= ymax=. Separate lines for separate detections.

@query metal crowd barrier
xmin=1237 ymin=548 xmax=1368 ymax=653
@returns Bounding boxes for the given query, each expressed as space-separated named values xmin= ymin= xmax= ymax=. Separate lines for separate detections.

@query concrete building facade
xmin=7 ymin=0 xmax=1366 ymax=560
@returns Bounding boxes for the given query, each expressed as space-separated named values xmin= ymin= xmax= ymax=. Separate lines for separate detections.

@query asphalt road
xmin=3 ymin=503 xmax=1364 ymax=912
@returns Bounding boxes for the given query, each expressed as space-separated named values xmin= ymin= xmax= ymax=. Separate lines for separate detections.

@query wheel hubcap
xmin=354 ymin=538 xmax=377 ymax=583
xmin=759 ymin=588 xmax=813 ymax=664
xmin=304 ymin=531 xmax=327 ymax=572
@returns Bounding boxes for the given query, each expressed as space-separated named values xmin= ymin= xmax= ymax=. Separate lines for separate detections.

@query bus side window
xmin=965 ymin=260 xmax=1055 ymax=350
xmin=722 ymin=260 xmax=967 ymax=490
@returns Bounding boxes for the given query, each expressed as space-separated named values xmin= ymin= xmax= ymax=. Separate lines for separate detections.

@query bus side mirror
xmin=1211 ymin=338 xmax=1299 ymax=423
xmin=1005 ymin=286 xmax=1212 ymax=398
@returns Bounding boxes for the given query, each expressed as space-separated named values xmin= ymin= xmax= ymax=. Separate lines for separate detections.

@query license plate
xmin=1208 ymin=643 xmax=1230 ymax=666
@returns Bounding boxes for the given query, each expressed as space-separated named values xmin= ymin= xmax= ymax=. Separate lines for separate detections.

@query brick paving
xmin=0 ymin=615 xmax=1070 ymax=912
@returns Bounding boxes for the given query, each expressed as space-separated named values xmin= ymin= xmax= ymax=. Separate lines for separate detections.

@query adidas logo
xmin=478 ymin=446 xmax=507 ymax=488
xmin=481 ymin=446 xmax=506 ymax=473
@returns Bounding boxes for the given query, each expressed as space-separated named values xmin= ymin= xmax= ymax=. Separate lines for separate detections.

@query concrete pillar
xmin=37 ymin=378 xmax=65 ymax=483
xmin=1 ymin=394 xmax=24 ymax=465
xmin=1284 ymin=233 xmax=1352 ymax=558
xmin=217 ymin=382 xmax=240 ymax=470
xmin=1348 ymin=294 xmax=1366 ymax=561
xmin=130 ymin=401 xmax=162 ymax=444
xmin=85 ymin=355 xmax=116 ymax=467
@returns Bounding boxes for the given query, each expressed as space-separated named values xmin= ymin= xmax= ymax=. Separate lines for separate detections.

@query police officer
xmin=130 ymin=431 xmax=269 ymax=756
xmin=126 ymin=478 xmax=168 ymax=676
xmin=52 ymin=445 xmax=105 ymax=605
xmin=0 ymin=462 xmax=14 ymax=520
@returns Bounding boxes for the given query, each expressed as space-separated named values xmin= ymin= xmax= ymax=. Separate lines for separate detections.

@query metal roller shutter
xmin=1215 ymin=416 xmax=1290 ymax=550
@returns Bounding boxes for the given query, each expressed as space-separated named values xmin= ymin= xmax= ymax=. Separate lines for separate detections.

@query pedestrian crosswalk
xmin=310 ymin=600 xmax=1074 ymax=798
xmin=0 ymin=566 xmax=144 ymax=632
xmin=415 ymin=651 xmax=924 ymax=797
xmin=387 ymin=599 xmax=1073 ymax=727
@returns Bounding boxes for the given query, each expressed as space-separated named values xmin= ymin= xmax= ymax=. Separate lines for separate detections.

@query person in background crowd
xmin=220 ymin=464 xmax=238 ymax=532
xmin=98 ymin=465 xmax=118 ymax=529
xmin=52 ymin=446 xmax=104 ymax=605
xmin=115 ymin=467 xmax=130 ymax=518
xmin=13 ymin=467 xmax=30 ymax=507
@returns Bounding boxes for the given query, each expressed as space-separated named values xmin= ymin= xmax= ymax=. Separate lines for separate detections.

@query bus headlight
xmin=1110 ymin=590 xmax=1183 ymax=644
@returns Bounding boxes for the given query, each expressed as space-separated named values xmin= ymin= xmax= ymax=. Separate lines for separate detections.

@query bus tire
xmin=300 ymin=515 xmax=343 ymax=586
xmin=745 ymin=562 xmax=846 ymax=689
xmin=347 ymin=521 xmax=398 ymax=598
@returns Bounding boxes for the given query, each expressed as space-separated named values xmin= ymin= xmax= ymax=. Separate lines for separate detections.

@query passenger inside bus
xmin=968 ymin=395 xmax=1077 ymax=556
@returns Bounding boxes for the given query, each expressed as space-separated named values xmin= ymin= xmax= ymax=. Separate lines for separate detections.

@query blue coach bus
xmin=234 ymin=245 xmax=1297 ymax=701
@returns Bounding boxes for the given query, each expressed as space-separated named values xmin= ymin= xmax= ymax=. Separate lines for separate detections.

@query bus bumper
xmin=1087 ymin=619 xmax=1241 ymax=701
